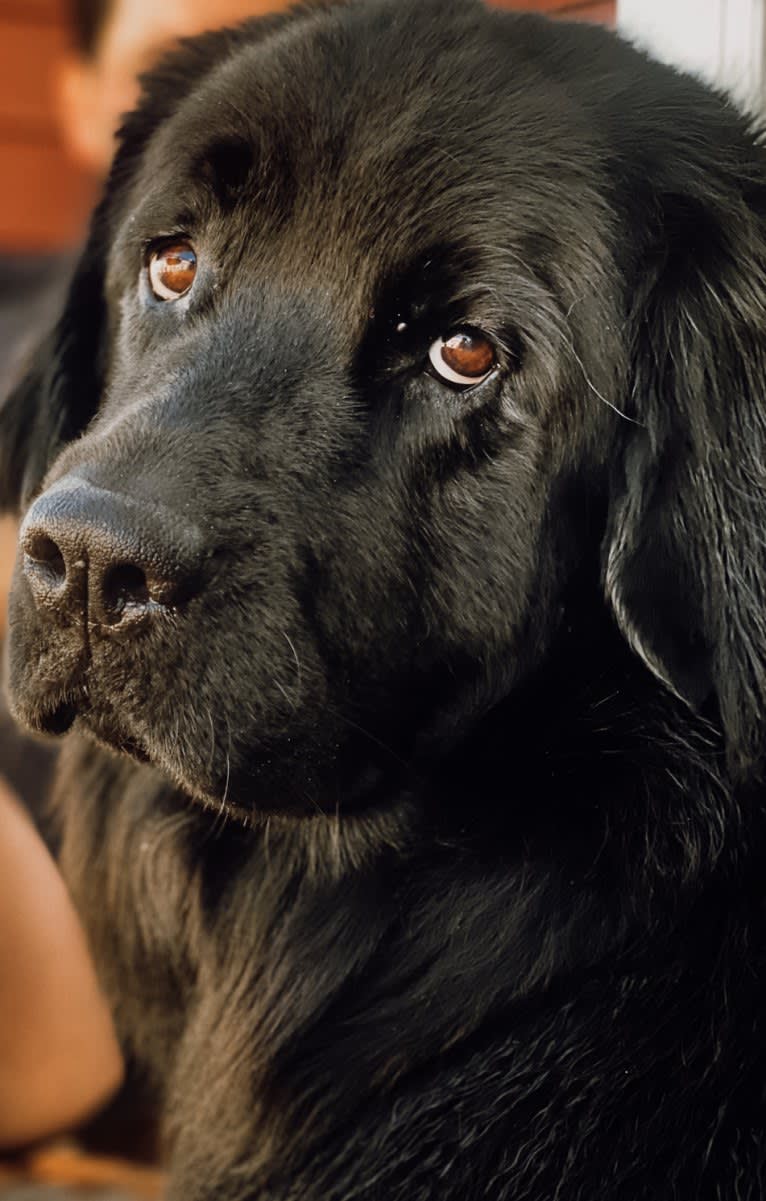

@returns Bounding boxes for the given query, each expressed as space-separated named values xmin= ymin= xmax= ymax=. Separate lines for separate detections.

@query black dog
xmin=3 ymin=0 xmax=766 ymax=1196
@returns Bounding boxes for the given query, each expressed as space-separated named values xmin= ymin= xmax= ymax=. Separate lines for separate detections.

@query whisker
xmin=566 ymin=337 xmax=644 ymax=427
xmin=283 ymin=630 xmax=303 ymax=687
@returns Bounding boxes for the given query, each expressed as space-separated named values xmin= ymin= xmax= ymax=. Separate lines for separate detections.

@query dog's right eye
xmin=147 ymin=241 xmax=197 ymax=301
xmin=428 ymin=328 xmax=497 ymax=388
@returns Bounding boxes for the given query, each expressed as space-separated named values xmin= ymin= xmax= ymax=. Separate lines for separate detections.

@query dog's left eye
xmin=428 ymin=328 xmax=496 ymax=387
xmin=148 ymin=240 xmax=197 ymax=301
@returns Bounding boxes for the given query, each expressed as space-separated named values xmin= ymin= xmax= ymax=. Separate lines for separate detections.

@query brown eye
xmin=428 ymin=328 xmax=496 ymax=387
xmin=148 ymin=240 xmax=197 ymax=301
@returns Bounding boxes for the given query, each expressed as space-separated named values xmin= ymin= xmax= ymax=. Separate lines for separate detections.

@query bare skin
xmin=1 ymin=509 xmax=122 ymax=1149
xmin=0 ymin=782 xmax=124 ymax=1148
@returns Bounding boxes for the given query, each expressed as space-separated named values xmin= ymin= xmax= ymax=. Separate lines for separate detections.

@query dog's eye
xmin=148 ymin=241 xmax=197 ymax=301
xmin=428 ymin=329 xmax=496 ymax=387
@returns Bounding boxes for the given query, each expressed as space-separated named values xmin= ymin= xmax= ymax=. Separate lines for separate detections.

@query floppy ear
xmin=0 ymin=248 xmax=106 ymax=514
xmin=605 ymin=178 xmax=766 ymax=778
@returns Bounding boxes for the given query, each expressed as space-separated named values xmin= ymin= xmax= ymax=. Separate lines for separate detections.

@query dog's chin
xmin=10 ymin=671 xmax=410 ymax=823
xmin=14 ymin=693 xmax=154 ymax=771
xmin=75 ymin=703 xmax=315 ymax=821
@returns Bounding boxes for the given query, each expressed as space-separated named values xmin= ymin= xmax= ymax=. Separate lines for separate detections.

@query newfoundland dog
xmin=3 ymin=0 xmax=766 ymax=1197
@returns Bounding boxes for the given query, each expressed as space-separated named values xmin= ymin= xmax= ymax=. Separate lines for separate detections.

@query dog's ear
xmin=0 ymin=246 xmax=105 ymax=514
xmin=605 ymin=170 xmax=766 ymax=778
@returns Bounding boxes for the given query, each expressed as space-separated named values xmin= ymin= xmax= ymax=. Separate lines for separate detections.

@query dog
xmin=3 ymin=0 xmax=766 ymax=1196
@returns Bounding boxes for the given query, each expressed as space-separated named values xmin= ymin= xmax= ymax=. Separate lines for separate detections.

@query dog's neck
xmin=54 ymin=591 xmax=749 ymax=1053
xmin=49 ymin=589 xmax=761 ymax=1190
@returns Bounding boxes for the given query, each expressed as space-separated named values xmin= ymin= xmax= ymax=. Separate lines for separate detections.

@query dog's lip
xmin=38 ymin=697 xmax=79 ymax=736
xmin=16 ymin=677 xmax=150 ymax=764
xmin=76 ymin=709 xmax=152 ymax=764
xmin=13 ymin=684 xmax=84 ymax=738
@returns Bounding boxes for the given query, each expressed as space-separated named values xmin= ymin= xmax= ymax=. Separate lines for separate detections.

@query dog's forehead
xmin=132 ymin=0 xmax=588 ymax=290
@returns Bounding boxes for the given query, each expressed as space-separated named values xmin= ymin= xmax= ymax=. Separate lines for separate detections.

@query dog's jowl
xmin=3 ymin=1 xmax=766 ymax=1198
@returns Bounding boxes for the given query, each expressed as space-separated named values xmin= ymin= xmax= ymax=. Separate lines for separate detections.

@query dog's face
xmin=4 ymin=0 xmax=766 ymax=816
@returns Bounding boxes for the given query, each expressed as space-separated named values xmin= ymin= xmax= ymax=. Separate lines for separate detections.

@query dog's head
xmin=3 ymin=0 xmax=766 ymax=816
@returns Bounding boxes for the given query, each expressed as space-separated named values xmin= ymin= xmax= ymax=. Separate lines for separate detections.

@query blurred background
xmin=0 ymin=0 xmax=613 ymax=256
xmin=0 ymin=0 xmax=93 ymax=253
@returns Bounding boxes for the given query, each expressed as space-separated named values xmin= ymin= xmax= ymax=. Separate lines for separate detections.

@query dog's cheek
xmin=427 ymin=458 xmax=547 ymax=653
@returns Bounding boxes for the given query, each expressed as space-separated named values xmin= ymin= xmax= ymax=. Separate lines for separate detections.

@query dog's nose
xmin=20 ymin=478 xmax=204 ymax=632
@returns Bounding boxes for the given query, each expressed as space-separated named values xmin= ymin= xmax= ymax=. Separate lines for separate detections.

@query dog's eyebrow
xmin=371 ymin=242 xmax=484 ymax=332
xmin=190 ymin=135 xmax=256 ymax=210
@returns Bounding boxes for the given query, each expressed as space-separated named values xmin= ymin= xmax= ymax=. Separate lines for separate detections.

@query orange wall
xmin=0 ymin=0 xmax=615 ymax=252
xmin=496 ymin=1 xmax=613 ymax=18
xmin=0 ymin=0 xmax=97 ymax=250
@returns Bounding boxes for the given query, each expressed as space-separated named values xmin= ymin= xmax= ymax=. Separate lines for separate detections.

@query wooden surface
xmin=497 ymin=0 xmax=613 ymax=14
xmin=0 ymin=0 xmax=615 ymax=249
xmin=0 ymin=1143 xmax=164 ymax=1199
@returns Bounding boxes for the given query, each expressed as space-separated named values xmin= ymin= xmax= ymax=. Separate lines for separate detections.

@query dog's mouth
xmin=37 ymin=695 xmax=80 ymax=736
xmin=29 ymin=683 xmax=152 ymax=766
xmin=15 ymin=674 xmax=85 ymax=739
xmin=11 ymin=646 xmax=234 ymax=802
xmin=9 ymin=616 xmax=410 ymax=819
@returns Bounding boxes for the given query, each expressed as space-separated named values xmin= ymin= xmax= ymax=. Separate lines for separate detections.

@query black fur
xmin=4 ymin=1 xmax=766 ymax=1196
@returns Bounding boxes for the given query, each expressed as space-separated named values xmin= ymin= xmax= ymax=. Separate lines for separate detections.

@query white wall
xmin=617 ymin=0 xmax=766 ymax=114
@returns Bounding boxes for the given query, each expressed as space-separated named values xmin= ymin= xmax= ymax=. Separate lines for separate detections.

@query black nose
xmin=20 ymin=478 xmax=205 ymax=633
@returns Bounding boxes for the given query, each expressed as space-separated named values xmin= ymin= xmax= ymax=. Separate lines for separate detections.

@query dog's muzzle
xmin=20 ymin=476 xmax=205 ymax=638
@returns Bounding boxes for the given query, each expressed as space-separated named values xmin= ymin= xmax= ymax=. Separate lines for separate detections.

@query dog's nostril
xmin=103 ymin=564 xmax=150 ymax=611
xmin=102 ymin=564 xmax=151 ymax=617
xmin=26 ymin=532 xmax=66 ymax=570
xmin=24 ymin=533 xmax=67 ymax=584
